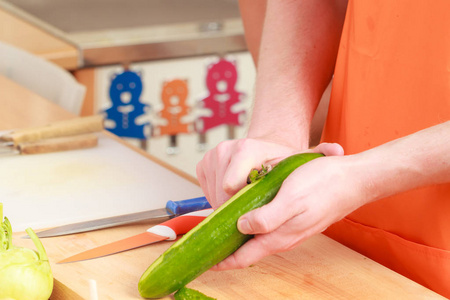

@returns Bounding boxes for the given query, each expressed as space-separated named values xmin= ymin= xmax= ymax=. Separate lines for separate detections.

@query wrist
xmin=246 ymin=94 xmax=313 ymax=150
xmin=247 ymin=127 xmax=310 ymax=150
xmin=348 ymin=144 xmax=423 ymax=205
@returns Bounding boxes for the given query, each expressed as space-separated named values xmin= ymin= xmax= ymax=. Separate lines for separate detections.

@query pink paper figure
xmin=196 ymin=58 xmax=245 ymax=135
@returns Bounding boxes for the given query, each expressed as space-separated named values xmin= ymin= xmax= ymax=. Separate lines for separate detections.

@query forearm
xmin=353 ymin=121 xmax=450 ymax=203
xmin=247 ymin=0 xmax=347 ymax=149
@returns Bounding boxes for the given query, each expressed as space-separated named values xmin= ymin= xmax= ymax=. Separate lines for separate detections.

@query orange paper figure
xmin=157 ymin=79 xmax=191 ymax=136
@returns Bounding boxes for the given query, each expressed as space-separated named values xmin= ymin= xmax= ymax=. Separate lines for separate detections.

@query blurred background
xmin=0 ymin=0 xmax=255 ymax=177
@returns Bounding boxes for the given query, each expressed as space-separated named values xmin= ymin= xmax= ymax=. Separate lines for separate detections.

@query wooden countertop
xmin=2 ymin=75 xmax=446 ymax=299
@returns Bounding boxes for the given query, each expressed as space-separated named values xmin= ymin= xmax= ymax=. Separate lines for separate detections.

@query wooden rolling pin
xmin=0 ymin=115 xmax=104 ymax=145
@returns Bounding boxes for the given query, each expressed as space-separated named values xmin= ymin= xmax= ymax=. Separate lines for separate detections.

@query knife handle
xmin=166 ymin=196 xmax=211 ymax=215
xmin=4 ymin=115 xmax=104 ymax=145
xmin=18 ymin=133 xmax=99 ymax=154
xmin=147 ymin=209 xmax=213 ymax=240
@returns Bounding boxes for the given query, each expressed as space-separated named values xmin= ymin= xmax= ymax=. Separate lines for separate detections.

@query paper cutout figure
xmin=154 ymin=79 xmax=193 ymax=154
xmin=105 ymin=70 xmax=150 ymax=139
xmin=158 ymin=79 xmax=192 ymax=136
xmin=196 ymin=58 xmax=245 ymax=134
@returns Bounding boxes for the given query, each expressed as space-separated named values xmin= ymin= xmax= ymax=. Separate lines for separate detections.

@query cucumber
xmin=138 ymin=153 xmax=324 ymax=298
xmin=174 ymin=287 xmax=216 ymax=300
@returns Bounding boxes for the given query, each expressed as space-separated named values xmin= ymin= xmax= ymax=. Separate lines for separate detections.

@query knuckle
xmin=251 ymin=213 xmax=272 ymax=234
xmin=200 ymin=151 xmax=213 ymax=166
xmin=234 ymin=257 xmax=249 ymax=269
xmin=256 ymin=236 xmax=279 ymax=257
xmin=222 ymin=180 xmax=236 ymax=194
xmin=235 ymin=138 xmax=253 ymax=152
xmin=216 ymin=140 xmax=233 ymax=154
xmin=195 ymin=163 xmax=204 ymax=177
xmin=223 ymin=254 xmax=247 ymax=270
xmin=215 ymin=145 xmax=227 ymax=158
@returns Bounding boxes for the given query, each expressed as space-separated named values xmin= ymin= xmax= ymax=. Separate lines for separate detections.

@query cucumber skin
xmin=138 ymin=153 xmax=324 ymax=299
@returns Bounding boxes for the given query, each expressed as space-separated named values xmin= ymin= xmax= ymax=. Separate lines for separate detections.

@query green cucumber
xmin=138 ymin=153 xmax=324 ymax=299
xmin=174 ymin=287 xmax=216 ymax=300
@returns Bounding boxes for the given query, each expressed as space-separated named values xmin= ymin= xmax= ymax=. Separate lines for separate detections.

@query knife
xmin=0 ymin=115 xmax=104 ymax=145
xmin=27 ymin=196 xmax=210 ymax=238
xmin=0 ymin=115 xmax=104 ymax=156
xmin=0 ymin=134 xmax=99 ymax=156
xmin=58 ymin=208 xmax=213 ymax=264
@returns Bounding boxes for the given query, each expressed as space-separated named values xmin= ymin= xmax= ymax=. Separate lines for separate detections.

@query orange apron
xmin=321 ymin=0 xmax=450 ymax=297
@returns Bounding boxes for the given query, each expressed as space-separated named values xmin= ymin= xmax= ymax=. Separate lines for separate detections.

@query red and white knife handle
xmin=146 ymin=209 xmax=213 ymax=240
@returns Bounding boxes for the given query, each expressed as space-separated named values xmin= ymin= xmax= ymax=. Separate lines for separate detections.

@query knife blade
xmin=58 ymin=208 xmax=213 ymax=263
xmin=26 ymin=196 xmax=210 ymax=238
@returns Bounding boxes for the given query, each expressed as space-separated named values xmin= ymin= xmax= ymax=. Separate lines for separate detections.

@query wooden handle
xmin=18 ymin=134 xmax=99 ymax=155
xmin=5 ymin=115 xmax=104 ymax=145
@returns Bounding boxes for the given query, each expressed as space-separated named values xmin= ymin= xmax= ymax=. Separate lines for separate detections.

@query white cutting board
xmin=0 ymin=134 xmax=203 ymax=231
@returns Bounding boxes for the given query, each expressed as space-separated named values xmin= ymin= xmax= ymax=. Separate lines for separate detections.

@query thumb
xmin=222 ymin=152 xmax=262 ymax=196
xmin=237 ymin=196 xmax=294 ymax=235
xmin=222 ymin=142 xmax=296 ymax=195
xmin=237 ymin=209 xmax=271 ymax=235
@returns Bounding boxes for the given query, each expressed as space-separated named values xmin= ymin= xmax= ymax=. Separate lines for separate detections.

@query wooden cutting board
xmin=12 ymin=224 xmax=446 ymax=300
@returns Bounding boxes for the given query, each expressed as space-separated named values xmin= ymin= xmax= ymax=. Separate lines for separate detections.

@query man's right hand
xmin=196 ymin=138 xmax=299 ymax=208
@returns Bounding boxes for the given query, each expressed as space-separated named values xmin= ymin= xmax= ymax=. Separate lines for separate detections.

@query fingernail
xmin=238 ymin=218 xmax=250 ymax=234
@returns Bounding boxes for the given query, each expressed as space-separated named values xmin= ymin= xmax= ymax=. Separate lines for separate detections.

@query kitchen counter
xmin=2 ymin=75 xmax=446 ymax=299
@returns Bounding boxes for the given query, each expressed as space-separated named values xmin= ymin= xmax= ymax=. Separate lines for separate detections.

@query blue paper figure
xmin=105 ymin=70 xmax=150 ymax=139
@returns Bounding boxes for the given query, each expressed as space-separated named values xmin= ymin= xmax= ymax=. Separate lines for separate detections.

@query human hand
xmin=196 ymin=138 xmax=299 ymax=209
xmin=212 ymin=143 xmax=370 ymax=271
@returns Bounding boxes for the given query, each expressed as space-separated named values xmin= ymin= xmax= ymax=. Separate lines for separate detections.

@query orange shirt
xmin=321 ymin=0 xmax=450 ymax=297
